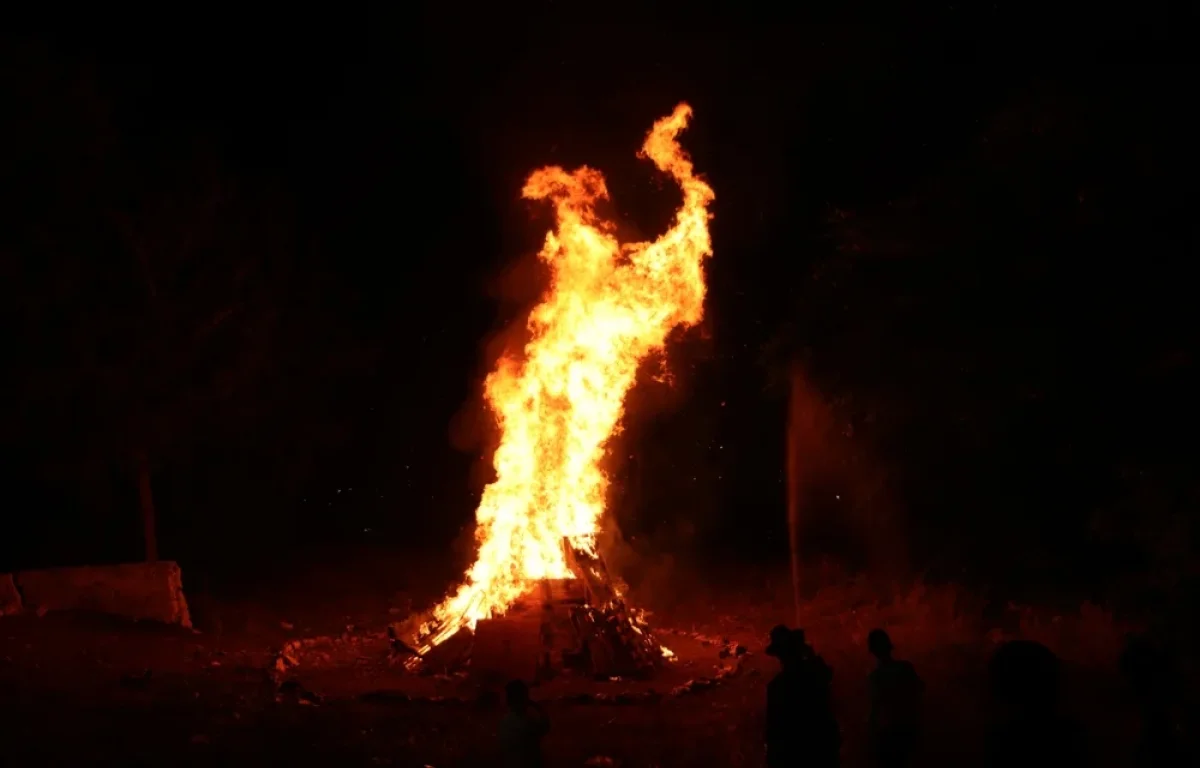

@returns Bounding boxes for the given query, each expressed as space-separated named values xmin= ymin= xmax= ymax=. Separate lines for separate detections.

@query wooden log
xmin=559 ymin=537 xmax=667 ymax=675
xmin=418 ymin=624 xmax=474 ymax=674
xmin=562 ymin=538 xmax=619 ymax=606
xmin=539 ymin=577 xmax=587 ymax=605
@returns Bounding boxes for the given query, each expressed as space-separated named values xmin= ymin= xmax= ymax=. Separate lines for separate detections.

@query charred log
xmin=395 ymin=539 xmax=668 ymax=679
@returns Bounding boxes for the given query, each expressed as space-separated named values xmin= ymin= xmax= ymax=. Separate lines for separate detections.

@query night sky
xmin=2 ymin=8 xmax=1193 ymax=598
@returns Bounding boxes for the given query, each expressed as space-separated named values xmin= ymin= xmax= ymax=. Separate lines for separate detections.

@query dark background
xmin=2 ymin=8 xmax=1193 ymax=604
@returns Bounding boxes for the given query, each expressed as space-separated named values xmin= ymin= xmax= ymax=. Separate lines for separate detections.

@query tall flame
xmin=427 ymin=103 xmax=714 ymax=638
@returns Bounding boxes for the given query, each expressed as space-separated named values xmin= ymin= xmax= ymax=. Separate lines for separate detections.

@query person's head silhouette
xmin=868 ymin=628 xmax=894 ymax=661
xmin=767 ymin=624 xmax=799 ymax=661
xmin=767 ymin=624 xmax=812 ymax=667
xmin=505 ymin=679 xmax=531 ymax=712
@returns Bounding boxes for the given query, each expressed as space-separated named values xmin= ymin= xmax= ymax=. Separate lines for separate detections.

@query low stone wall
xmin=0 ymin=572 xmax=21 ymax=616
xmin=12 ymin=561 xmax=192 ymax=628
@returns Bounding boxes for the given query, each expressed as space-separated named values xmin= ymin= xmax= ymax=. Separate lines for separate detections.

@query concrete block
xmin=0 ymin=572 xmax=21 ymax=616
xmin=15 ymin=561 xmax=192 ymax=628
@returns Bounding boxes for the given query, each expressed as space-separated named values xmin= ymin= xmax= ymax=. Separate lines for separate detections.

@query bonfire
xmin=397 ymin=104 xmax=714 ymax=678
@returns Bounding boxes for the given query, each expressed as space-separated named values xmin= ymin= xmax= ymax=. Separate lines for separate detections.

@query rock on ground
xmin=15 ymin=561 xmax=192 ymax=627
xmin=0 ymin=572 xmax=22 ymax=616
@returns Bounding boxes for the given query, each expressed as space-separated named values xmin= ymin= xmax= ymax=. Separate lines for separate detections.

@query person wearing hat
xmin=765 ymin=625 xmax=840 ymax=767
xmin=865 ymin=629 xmax=923 ymax=767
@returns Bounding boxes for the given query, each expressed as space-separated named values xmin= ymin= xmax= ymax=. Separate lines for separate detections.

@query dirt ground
xmin=0 ymin=559 xmax=1184 ymax=767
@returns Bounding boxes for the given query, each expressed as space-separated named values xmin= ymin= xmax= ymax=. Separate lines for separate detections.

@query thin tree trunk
xmin=787 ymin=365 xmax=804 ymax=626
xmin=136 ymin=449 xmax=158 ymax=563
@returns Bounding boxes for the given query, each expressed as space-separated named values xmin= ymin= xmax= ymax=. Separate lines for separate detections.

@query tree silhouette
xmin=763 ymin=72 xmax=1191 ymax=594
xmin=1 ymin=45 xmax=348 ymax=566
xmin=9 ymin=152 xmax=288 ymax=562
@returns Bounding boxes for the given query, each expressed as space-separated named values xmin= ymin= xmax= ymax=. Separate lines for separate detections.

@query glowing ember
xmin=420 ymin=103 xmax=714 ymax=650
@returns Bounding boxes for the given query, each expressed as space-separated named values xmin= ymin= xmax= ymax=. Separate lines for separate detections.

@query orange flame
xmin=427 ymin=103 xmax=714 ymax=638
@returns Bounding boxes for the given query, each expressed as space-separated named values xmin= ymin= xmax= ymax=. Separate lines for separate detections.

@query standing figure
xmin=984 ymin=640 xmax=1086 ymax=767
xmin=765 ymin=625 xmax=841 ymax=767
xmin=865 ymin=629 xmax=923 ymax=767
xmin=498 ymin=679 xmax=550 ymax=768
xmin=1120 ymin=635 xmax=1187 ymax=766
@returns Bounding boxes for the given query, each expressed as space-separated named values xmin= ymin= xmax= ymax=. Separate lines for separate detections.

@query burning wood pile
xmin=391 ymin=104 xmax=713 ymax=684
xmin=392 ymin=538 xmax=669 ymax=681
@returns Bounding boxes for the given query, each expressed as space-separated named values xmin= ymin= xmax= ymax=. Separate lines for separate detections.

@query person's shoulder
xmin=498 ymin=711 xmax=519 ymax=736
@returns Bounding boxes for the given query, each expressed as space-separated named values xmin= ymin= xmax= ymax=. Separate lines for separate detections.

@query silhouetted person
xmin=984 ymin=640 xmax=1086 ymax=767
xmin=498 ymin=679 xmax=549 ymax=767
xmin=765 ymin=624 xmax=840 ymax=767
xmin=1120 ymin=635 xmax=1186 ymax=766
xmin=865 ymin=629 xmax=923 ymax=767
